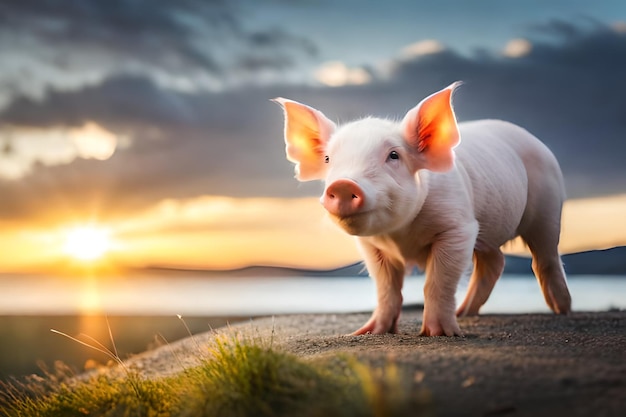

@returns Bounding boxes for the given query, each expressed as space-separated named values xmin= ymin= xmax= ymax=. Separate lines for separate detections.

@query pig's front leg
xmin=421 ymin=222 xmax=477 ymax=336
xmin=353 ymin=242 xmax=405 ymax=335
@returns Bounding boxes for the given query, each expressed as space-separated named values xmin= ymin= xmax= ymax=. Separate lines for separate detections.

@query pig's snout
xmin=322 ymin=179 xmax=365 ymax=217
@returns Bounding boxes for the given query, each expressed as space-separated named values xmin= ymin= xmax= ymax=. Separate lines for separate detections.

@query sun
xmin=63 ymin=226 xmax=111 ymax=261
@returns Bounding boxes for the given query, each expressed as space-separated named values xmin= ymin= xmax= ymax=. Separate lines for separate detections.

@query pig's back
xmin=452 ymin=119 xmax=555 ymax=246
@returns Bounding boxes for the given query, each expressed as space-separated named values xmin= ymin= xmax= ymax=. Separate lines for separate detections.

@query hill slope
xmin=125 ymin=310 xmax=626 ymax=417
xmin=147 ymin=246 xmax=626 ymax=277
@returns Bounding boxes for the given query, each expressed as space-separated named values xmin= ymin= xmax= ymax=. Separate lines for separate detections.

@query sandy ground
xmin=126 ymin=309 xmax=626 ymax=417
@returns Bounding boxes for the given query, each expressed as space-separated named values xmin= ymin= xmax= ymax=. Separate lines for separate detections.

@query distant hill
xmin=143 ymin=262 xmax=370 ymax=278
xmin=562 ymin=246 xmax=626 ymax=275
xmin=210 ymin=262 xmax=370 ymax=278
xmin=505 ymin=246 xmax=626 ymax=275
xmin=501 ymin=255 xmax=532 ymax=275
xmin=145 ymin=246 xmax=626 ymax=278
xmin=330 ymin=246 xmax=626 ymax=276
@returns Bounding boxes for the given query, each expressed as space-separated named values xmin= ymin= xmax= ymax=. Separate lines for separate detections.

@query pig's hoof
xmin=352 ymin=314 xmax=399 ymax=335
xmin=353 ymin=323 xmax=397 ymax=335
xmin=545 ymin=282 xmax=572 ymax=315
xmin=419 ymin=327 xmax=463 ymax=337
xmin=419 ymin=318 xmax=463 ymax=337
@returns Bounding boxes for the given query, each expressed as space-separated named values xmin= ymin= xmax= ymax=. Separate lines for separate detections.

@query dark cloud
xmin=346 ymin=20 xmax=626 ymax=198
xmin=0 ymin=20 xmax=625 ymax=222
xmin=527 ymin=17 xmax=604 ymax=40
xmin=1 ymin=75 xmax=201 ymax=128
xmin=525 ymin=19 xmax=626 ymax=68
xmin=0 ymin=0 xmax=317 ymax=92
xmin=0 ymin=75 xmax=322 ymax=222
xmin=247 ymin=28 xmax=317 ymax=55
xmin=237 ymin=29 xmax=318 ymax=71
xmin=1 ymin=0 xmax=225 ymax=72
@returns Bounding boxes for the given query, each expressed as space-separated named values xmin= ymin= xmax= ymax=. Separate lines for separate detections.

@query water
xmin=1 ymin=274 xmax=624 ymax=316
xmin=1 ymin=274 xmax=624 ymax=379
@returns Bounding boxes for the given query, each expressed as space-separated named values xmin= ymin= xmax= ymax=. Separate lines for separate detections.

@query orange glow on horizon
xmin=0 ymin=194 xmax=624 ymax=274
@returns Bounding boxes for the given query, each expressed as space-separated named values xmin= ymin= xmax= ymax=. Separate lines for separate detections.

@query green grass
xmin=0 ymin=333 xmax=432 ymax=417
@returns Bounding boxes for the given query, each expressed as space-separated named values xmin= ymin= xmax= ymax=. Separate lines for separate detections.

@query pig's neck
xmin=357 ymin=169 xmax=433 ymax=268
xmin=359 ymin=167 xmax=476 ymax=271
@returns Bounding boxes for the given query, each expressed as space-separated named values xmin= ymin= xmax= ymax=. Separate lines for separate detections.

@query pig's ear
xmin=272 ymin=98 xmax=336 ymax=181
xmin=401 ymin=82 xmax=461 ymax=172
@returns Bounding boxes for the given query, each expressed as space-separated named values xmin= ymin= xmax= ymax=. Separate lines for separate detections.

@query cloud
xmin=0 ymin=19 xmax=625 ymax=225
xmin=613 ymin=21 xmax=626 ymax=33
xmin=70 ymin=122 xmax=120 ymax=161
xmin=0 ymin=0 xmax=235 ymax=73
xmin=0 ymin=122 xmax=121 ymax=179
xmin=0 ymin=0 xmax=317 ymax=107
xmin=0 ymin=74 xmax=324 ymax=221
xmin=400 ymin=40 xmax=446 ymax=58
xmin=502 ymin=39 xmax=532 ymax=58
xmin=0 ymin=75 xmax=202 ymax=128
xmin=381 ymin=20 xmax=626 ymax=198
xmin=0 ymin=126 xmax=77 ymax=179
xmin=314 ymin=61 xmax=372 ymax=87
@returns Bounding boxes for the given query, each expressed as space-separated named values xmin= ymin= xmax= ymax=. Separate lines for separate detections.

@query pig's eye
xmin=387 ymin=151 xmax=400 ymax=161
xmin=324 ymin=155 xmax=329 ymax=163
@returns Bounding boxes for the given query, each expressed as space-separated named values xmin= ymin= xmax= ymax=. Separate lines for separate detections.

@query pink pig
xmin=274 ymin=83 xmax=571 ymax=336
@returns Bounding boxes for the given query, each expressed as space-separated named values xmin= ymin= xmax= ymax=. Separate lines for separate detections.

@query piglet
xmin=273 ymin=83 xmax=571 ymax=336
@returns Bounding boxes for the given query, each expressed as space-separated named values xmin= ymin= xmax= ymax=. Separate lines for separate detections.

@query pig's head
xmin=274 ymin=83 xmax=461 ymax=236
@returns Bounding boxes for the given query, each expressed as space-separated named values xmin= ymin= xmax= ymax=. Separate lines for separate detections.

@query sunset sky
xmin=1 ymin=0 xmax=625 ymax=272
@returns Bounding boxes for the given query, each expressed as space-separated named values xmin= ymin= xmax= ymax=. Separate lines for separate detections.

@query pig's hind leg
xmin=520 ymin=215 xmax=572 ymax=314
xmin=518 ymin=144 xmax=571 ymax=314
xmin=456 ymin=243 xmax=505 ymax=317
xmin=524 ymin=231 xmax=571 ymax=314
